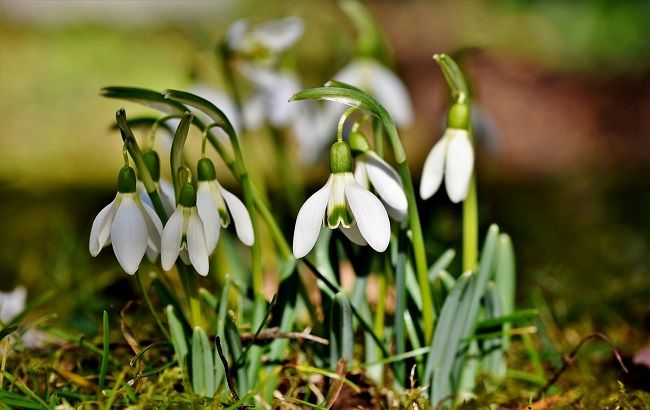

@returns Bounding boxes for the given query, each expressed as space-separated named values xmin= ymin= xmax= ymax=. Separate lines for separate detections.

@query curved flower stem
xmin=203 ymin=128 xmax=293 ymax=259
xmin=380 ymin=117 xmax=434 ymax=342
xmin=217 ymin=42 xmax=244 ymax=116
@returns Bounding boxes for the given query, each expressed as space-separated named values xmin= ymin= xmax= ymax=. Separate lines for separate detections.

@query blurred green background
xmin=1 ymin=0 xmax=649 ymax=357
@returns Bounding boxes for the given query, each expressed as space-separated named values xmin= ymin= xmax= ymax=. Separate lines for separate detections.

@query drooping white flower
xmin=89 ymin=166 xmax=163 ymax=274
xmin=0 ymin=287 xmax=46 ymax=349
xmin=348 ymin=131 xmax=407 ymax=221
xmin=0 ymin=286 xmax=26 ymax=324
xmin=227 ymin=17 xmax=304 ymax=63
xmin=293 ymin=141 xmax=390 ymax=258
xmin=195 ymin=158 xmax=254 ymax=254
xmin=420 ymin=128 xmax=474 ymax=203
xmin=333 ymin=58 xmax=413 ymax=127
xmin=161 ymin=182 xmax=210 ymax=276
xmin=241 ymin=65 xmax=334 ymax=163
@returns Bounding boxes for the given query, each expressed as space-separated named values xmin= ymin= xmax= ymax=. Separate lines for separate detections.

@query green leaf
xmin=433 ymin=54 xmax=469 ymax=102
xmin=323 ymin=79 xmax=365 ymax=94
xmin=166 ymin=305 xmax=188 ymax=364
xmin=479 ymin=282 xmax=506 ymax=379
xmin=191 ymin=326 xmax=215 ymax=398
xmin=99 ymin=310 xmax=110 ymax=391
xmin=164 ymin=89 xmax=236 ymax=137
xmin=0 ymin=325 xmax=18 ymax=342
xmin=495 ymin=233 xmax=516 ymax=316
xmin=428 ymin=249 xmax=456 ymax=283
xmin=330 ymin=292 xmax=354 ymax=370
xmin=170 ymin=112 xmax=193 ymax=199
xmin=101 ymin=86 xmax=186 ymax=114
xmin=153 ymin=275 xmax=189 ymax=332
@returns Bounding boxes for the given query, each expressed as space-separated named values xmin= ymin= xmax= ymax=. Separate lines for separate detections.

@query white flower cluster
xmin=89 ymin=159 xmax=253 ymax=276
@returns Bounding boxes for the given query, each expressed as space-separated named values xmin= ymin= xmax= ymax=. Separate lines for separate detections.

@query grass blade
xmin=98 ymin=310 xmax=110 ymax=392
xmin=330 ymin=292 xmax=354 ymax=369
xmin=191 ymin=326 xmax=215 ymax=398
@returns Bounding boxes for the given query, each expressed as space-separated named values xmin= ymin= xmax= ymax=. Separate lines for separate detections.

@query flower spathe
xmin=349 ymin=132 xmax=408 ymax=221
xmin=161 ymin=182 xmax=210 ymax=276
xmin=293 ymin=141 xmax=390 ymax=258
xmin=227 ymin=17 xmax=304 ymax=63
xmin=419 ymin=128 xmax=474 ymax=203
xmin=89 ymin=166 xmax=163 ymax=275
xmin=195 ymin=158 xmax=254 ymax=254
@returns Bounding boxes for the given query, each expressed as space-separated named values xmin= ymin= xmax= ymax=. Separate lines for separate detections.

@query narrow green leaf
xmin=330 ymin=292 xmax=354 ymax=369
xmin=154 ymin=276 xmax=190 ymax=333
xmin=479 ymin=282 xmax=506 ymax=379
xmin=170 ymin=112 xmax=193 ymax=198
xmin=99 ymin=310 xmax=110 ymax=391
xmin=198 ymin=288 xmax=218 ymax=311
xmin=424 ymin=271 xmax=472 ymax=386
xmin=0 ymin=325 xmax=19 ymax=342
xmin=495 ymin=233 xmax=516 ymax=316
xmin=101 ymin=86 xmax=186 ymax=114
xmin=166 ymin=305 xmax=188 ymax=363
xmin=432 ymin=54 xmax=469 ymax=102
xmin=323 ymin=79 xmax=365 ymax=93
xmin=191 ymin=326 xmax=215 ymax=398
xmin=164 ymin=89 xmax=236 ymax=137
xmin=428 ymin=249 xmax=456 ymax=283
xmin=438 ymin=270 xmax=456 ymax=291
xmin=475 ymin=309 xmax=538 ymax=332
xmin=0 ymin=371 xmax=50 ymax=410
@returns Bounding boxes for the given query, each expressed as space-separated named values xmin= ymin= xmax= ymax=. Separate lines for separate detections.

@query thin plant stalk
xmin=462 ymin=172 xmax=478 ymax=272
xmin=136 ymin=271 xmax=170 ymax=340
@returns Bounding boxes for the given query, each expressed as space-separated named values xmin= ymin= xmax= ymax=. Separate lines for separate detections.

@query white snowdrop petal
xmin=293 ymin=179 xmax=331 ymax=258
xmin=334 ymin=61 xmax=364 ymax=89
xmin=187 ymin=209 xmax=210 ymax=276
xmin=219 ymin=187 xmax=254 ymax=246
xmin=139 ymin=200 xmax=163 ymax=262
xmin=196 ymin=182 xmax=221 ymax=254
xmin=353 ymin=162 xmax=370 ymax=188
xmin=340 ymin=223 xmax=367 ymax=246
xmin=161 ymin=207 xmax=184 ymax=271
xmin=243 ymin=92 xmax=267 ymax=131
xmin=111 ymin=196 xmax=148 ymax=275
xmin=368 ymin=60 xmax=413 ymax=126
xmin=89 ymin=198 xmax=117 ymax=256
xmin=159 ymin=178 xmax=177 ymax=216
xmin=445 ymin=130 xmax=474 ymax=203
xmin=0 ymin=286 xmax=27 ymax=324
xmin=344 ymin=178 xmax=390 ymax=253
xmin=363 ymin=152 xmax=408 ymax=214
xmin=227 ymin=19 xmax=249 ymax=50
xmin=419 ymin=136 xmax=448 ymax=200
xmin=254 ymin=17 xmax=304 ymax=52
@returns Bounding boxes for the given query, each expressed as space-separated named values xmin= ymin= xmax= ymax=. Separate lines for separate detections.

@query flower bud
xmin=348 ymin=131 xmax=371 ymax=157
xmin=178 ymin=182 xmax=197 ymax=207
xmin=197 ymin=158 xmax=217 ymax=182
xmin=329 ymin=141 xmax=353 ymax=174
xmin=117 ymin=166 xmax=137 ymax=193
xmin=447 ymin=102 xmax=470 ymax=130
xmin=142 ymin=150 xmax=161 ymax=182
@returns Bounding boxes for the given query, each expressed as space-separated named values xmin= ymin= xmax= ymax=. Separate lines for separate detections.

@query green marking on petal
xmin=327 ymin=206 xmax=353 ymax=229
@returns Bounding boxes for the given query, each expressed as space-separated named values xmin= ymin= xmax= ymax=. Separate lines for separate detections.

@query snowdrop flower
xmin=227 ymin=17 xmax=304 ymax=64
xmin=161 ymin=182 xmax=210 ymax=276
xmin=136 ymin=150 xmax=175 ymax=216
xmin=334 ymin=58 xmax=413 ymax=127
xmin=242 ymin=65 xmax=334 ymax=163
xmin=420 ymin=103 xmax=474 ymax=203
xmin=89 ymin=166 xmax=163 ymax=274
xmin=293 ymin=141 xmax=390 ymax=258
xmin=196 ymin=157 xmax=254 ymax=254
xmin=0 ymin=286 xmax=26 ymax=324
xmin=349 ymin=131 xmax=407 ymax=221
